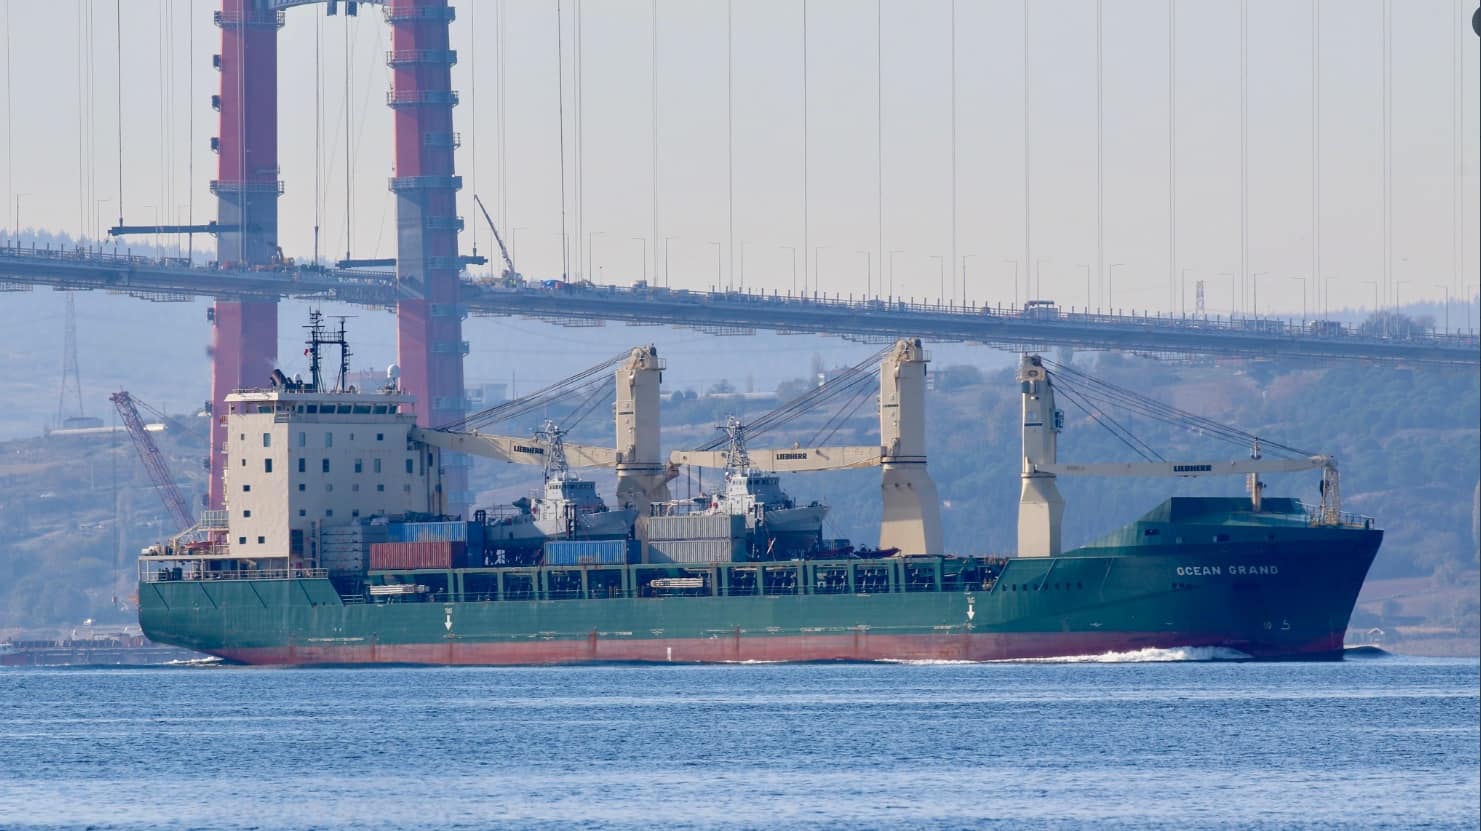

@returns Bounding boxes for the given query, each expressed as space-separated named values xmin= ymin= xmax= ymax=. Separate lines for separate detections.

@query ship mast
xmin=720 ymin=415 xmax=752 ymax=476
xmin=536 ymin=419 xmax=572 ymax=482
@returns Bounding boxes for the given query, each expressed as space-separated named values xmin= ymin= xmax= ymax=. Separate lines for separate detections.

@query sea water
xmin=0 ymin=651 xmax=1476 ymax=830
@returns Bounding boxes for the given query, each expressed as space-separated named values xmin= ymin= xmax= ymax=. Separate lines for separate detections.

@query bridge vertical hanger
xmin=879 ymin=338 xmax=942 ymax=555
xmin=613 ymin=345 xmax=671 ymax=513
xmin=386 ymin=0 xmax=469 ymax=510
xmin=209 ymin=0 xmax=283 ymax=510
xmin=1016 ymin=354 xmax=1065 ymax=557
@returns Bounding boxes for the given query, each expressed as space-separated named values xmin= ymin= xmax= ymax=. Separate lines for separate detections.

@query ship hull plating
xmin=140 ymin=531 xmax=1380 ymax=665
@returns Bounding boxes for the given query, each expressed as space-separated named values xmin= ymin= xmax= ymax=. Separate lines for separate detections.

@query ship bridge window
xmin=256 ymin=405 xmax=272 ymax=414
xmin=337 ymin=405 xmax=353 ymax=414
xmin=306 ymin=405 xmax=318 ymax=414
xmin=354 ymin=405 xmax=372 ymax=415
xmin=374 ymin=406 xmax=388 ymax=415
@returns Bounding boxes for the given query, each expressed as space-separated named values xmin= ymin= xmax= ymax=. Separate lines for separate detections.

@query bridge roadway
xmin=3 ymin=244 xmax=1477 ymax=366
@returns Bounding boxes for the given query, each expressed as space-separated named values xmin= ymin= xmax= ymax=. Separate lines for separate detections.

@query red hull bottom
xmin=211 ymin=630 xmax=1347 ymax=666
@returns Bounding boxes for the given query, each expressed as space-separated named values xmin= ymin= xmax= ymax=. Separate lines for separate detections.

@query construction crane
xmin=472 ymin=194 xmax=521 ymax=284
xmin=110 ymin=391 xmax=194 ymax=534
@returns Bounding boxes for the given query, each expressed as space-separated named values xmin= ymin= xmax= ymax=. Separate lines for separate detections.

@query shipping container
xmin=645 ymin=538 xmax=745 ymax=564
xmin=543 ymin=539 xmax=633 ymax=566
xmin=369 ymin=540 xmax=466 ymax=570
xmin=386 ymin=520 xmax=468 ymax=544
xmin=319 ymin=522 xmax=388 ymax=574
xmin=641 ymin=513 xmax=746 ymax=542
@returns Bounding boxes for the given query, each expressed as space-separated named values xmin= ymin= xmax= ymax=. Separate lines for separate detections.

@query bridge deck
xmin=3 ymin=244 xmax=1476 ymax=366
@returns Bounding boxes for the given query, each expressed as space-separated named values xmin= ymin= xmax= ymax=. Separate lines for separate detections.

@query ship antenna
xmin=538 ymin=419 xmax=570 ymax=481
xmin=721 ymin=415 xmax=751 ymax=474
xmin=305 ymin=310 xmax=325 ymax=392
xmin=333 ymin=316 xmax=352 ymax=391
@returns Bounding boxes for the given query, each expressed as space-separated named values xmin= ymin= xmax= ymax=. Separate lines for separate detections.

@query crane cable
xmin=444 ymin=350 xmax=628 ymax=432
xmin=695 ymin=346 xmax=890 ymax=450
xmin=1043 ymin=359 xmax=1313 ymax=458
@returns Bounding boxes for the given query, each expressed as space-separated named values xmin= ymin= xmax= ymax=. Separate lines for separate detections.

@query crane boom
xmin=109 ymin=391 xmax=194 ymax=533
xmin=410 ymin=426 xmax=620 ymax=469
xmin=670 ymin=446 xmax=885 ymax=473
xmin=472 ymin=194 xmax=519 ymax=280
xmin=1034 ymin=456 xmax=1330 ymax=478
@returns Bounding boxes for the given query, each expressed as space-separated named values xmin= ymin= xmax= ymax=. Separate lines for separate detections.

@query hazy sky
xmin=2 ymin=0 xmax=1477 ymax=318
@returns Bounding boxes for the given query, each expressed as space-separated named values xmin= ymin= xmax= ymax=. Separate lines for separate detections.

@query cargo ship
xmin=137 ymin=327 xmax=1381 ymax=664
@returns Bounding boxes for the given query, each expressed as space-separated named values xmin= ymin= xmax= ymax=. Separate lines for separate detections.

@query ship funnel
xmin=1017 ymin=354 xmax=1065 ymax=557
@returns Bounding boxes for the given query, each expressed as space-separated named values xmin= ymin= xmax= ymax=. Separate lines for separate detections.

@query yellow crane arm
xmin=410 ymin=427 xmax=621 ymax=467
xmin=670 ymin=446 xmax=885 ymax=472
xmin=1033 ymin=456 xmax=1331 ymax=477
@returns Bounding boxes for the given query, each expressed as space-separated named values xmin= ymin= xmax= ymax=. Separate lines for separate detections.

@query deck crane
xmin=109 ymin=391 xmax=194 ymax=534
xmin=669 ymin=338 xmax=943 ymax=556
xmin=411 ymin=346 xmax=675 ymax=513
xmin=1015 ymin=354 xmax=1343 ymax=557
xmin=472 ymin=194 xmax=521 ymax=284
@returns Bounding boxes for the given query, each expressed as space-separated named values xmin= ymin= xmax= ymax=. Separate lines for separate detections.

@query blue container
xmin=543 ymin=539 xmax=631 ymax=566
xmin=387 ymin=520 xmax=468 ymax=544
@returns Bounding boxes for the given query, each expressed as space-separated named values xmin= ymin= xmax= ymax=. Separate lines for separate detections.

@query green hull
xmin=139 ymin=500 xmax=1382 ymax=664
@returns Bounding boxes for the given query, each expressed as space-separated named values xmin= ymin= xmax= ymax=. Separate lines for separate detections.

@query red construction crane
xmin=110 ymin=391 xmax=194 ymax=533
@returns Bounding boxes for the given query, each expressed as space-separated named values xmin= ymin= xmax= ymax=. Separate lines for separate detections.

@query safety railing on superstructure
xmin=141 ymin=567 xmax=328 ymax=583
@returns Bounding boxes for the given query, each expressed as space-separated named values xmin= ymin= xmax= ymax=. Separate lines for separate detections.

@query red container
xmin=369 ymin=541 xmax=466 ymax=570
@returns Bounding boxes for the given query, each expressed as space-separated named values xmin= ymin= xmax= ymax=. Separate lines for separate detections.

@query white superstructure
xmin=223 ymin=385 xmax=443 ymax=565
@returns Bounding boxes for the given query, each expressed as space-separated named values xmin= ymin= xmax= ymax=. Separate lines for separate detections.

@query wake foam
xmin=1003 ymin=646 xmax=1254 ymax=663
xmin=164 ymin=655 xmax=224 ymax=667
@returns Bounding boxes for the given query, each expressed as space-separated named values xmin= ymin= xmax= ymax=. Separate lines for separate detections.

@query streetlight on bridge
xmin=811 ymin=246 xmax=827 ymax=296
xmin=1002 ymin=259 xmax=1018 ymax=308
xmin=586 ymin=231 xmax=605 ymax=281
xmin=888 ymin=250 xmax=904 ymax=299
xmin=857 ymin=250 xmax=871 ymax=297
xmin=781 ymin=245 xmax=797 ymax=293
xmin=1033 ymin=256 xmax=1051 ymax=301
xmin=632 ymin=237 xmax=648 ymax=285
xmin=14 ymin=192 xmax=30 ymax=241
xmin=1251 ymin=271 xmax=1269 ymax=317
xmin=1435 ymin=284 xmax=1451 ymax=333
xmin=1290 ymin=275 xmax=1307 ymax=321
xmin=709 ymin=242 xmax=722 ymax=290
xmin=960 ymin=254 xmax=976 ymax=307
xmin=930 ymin=255 xmax=945 ymax=306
